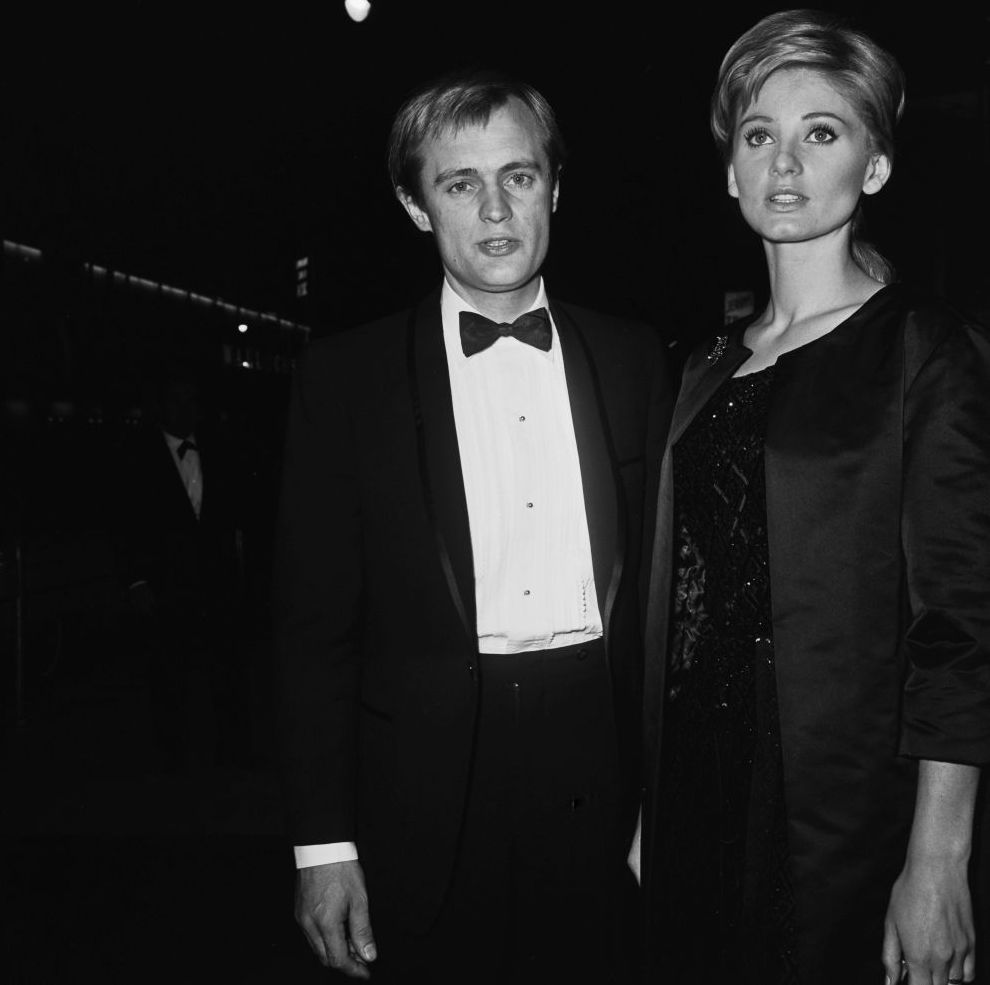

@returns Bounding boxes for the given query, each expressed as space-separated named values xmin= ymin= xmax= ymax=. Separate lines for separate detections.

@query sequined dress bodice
xmin=653 ymin=365 xmax=798 ymax=983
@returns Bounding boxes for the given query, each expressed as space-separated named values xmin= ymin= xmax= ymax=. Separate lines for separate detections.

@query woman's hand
xmin=882 ymin=853 xmax=974 ymax=984
xmin=881 ymin=759 xmax=979 ymax=985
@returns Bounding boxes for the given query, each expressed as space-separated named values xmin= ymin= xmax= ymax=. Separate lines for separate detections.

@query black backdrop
xmin=5 ymin=3 xmax=988 ymax=345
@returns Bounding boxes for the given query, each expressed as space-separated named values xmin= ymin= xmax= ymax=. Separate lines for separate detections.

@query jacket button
xmin=576 ymin=648 xmax=588 ymax=660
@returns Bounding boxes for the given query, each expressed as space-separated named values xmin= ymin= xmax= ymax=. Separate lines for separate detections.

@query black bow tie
xmin=177 ymin=439 xmax=199 ymax=460
xmin=458 ymin=308 xmax=552 ymax=357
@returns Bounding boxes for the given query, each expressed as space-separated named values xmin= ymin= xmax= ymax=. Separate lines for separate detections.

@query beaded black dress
xmin=652 ymin=365 xmax=799 ymax=983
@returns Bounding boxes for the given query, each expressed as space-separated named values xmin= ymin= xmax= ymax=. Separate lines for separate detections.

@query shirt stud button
xmin=518 ymin=415 xmax=526 ymax=422
xmin=523 ymin=589 xmax=531 ymax=596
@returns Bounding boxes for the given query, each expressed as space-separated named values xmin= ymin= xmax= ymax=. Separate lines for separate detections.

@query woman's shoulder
xmin=878 ymin=283 xmax=985 ymax=337
xmin=879 ymin=284 xmax=990 ymax=386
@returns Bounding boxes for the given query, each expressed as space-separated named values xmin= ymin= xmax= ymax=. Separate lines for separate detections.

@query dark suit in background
xmin=118 ymin=381 xmax=249 ymax=773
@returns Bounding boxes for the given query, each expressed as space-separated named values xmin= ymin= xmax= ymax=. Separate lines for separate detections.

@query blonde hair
xmin=711 ymin=10 xmax=905 ymax=282
xmin=388 ymin=70 xmax=565 ymax=207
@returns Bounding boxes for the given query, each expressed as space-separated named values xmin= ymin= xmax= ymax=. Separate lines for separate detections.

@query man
xmin=119 ymin=371 xmax=249 ymax=772
xmin=275 ymin=71 xmax=670 ymax=982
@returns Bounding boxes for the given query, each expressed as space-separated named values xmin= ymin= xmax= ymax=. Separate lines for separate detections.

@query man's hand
xmin=627 ymin=809 xmax=642 ymax=886
xmin=295 ymin=860 xmax=377 ymax=978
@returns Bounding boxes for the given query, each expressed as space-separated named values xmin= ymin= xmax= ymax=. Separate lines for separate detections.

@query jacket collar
xmin=668 ymin=329 xmax=751 ymax=448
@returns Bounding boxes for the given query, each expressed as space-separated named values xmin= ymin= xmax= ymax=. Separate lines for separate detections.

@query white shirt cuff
xmin=294 ymin=842 xmax=359 ymax=868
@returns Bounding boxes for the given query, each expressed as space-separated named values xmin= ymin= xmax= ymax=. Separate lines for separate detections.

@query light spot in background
xmin=345 ymin=0 xmax=371 ymax=23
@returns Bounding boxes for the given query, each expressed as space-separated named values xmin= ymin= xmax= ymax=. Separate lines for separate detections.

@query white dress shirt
xmin=441 ymin=278 xmax=602 ymax=653
xmin=294 ymin=279 xmax=603 ymax=868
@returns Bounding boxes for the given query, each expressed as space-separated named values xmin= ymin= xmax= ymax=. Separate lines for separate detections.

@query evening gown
xmin=652 ymin=365 xmax=799 ymax=983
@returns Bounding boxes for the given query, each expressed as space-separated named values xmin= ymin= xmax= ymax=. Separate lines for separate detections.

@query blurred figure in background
xmin=117 ymin=366 xmax=252 ymax=774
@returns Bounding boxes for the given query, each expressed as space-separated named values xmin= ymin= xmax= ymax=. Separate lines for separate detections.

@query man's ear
xmin=727 ymin=164 xmax=739 ymax=199
xmin=397 ymin=187 xmax=433 ymax=232
xmin=862 ymin=153 xmax=891 ymax=196
xmin=552 ymin=174 xmax=560 ymax=214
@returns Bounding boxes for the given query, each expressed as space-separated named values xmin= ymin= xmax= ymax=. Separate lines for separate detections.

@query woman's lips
xmin=767 ymin=190 xmax=807 ymax=209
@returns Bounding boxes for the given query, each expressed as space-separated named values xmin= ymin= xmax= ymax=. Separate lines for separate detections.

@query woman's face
xmin=727 ymin=67 xmax=890 ymax=246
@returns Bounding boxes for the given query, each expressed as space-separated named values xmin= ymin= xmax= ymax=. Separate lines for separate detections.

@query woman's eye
xmin=743 ymin=128 xmax=772 ymax=147
xmin=808 ymin=125 xmax=837 ymax=143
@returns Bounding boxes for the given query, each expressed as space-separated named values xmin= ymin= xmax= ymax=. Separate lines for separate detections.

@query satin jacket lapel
xmin=551 ymin=302 xmax=621 ymax=648
xmin=406 ymin=293 xmax=478 ymax=645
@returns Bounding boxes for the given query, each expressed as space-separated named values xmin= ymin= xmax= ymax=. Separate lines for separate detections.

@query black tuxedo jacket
xmin=274 ymin=289 xmax=671 ymax=931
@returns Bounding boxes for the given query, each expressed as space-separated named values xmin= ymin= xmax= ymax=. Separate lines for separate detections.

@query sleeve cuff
xmin=294 ymin=842 xmax=359 ymax=868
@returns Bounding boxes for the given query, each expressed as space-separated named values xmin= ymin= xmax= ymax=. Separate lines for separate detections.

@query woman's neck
xmin=759 ymin=227 xmax=882 ymax=332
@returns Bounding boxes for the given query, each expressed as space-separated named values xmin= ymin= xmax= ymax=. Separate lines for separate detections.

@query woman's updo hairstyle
xmin=711 ymin=9 xmax=906 ymax=283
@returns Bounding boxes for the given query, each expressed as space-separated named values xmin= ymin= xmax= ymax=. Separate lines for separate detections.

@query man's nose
xmin=479 ymin=186 xmax=511 ymax=222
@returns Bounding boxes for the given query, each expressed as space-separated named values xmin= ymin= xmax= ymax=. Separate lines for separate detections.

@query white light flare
xmin=345 ymin=0 xmax=371 ymax=23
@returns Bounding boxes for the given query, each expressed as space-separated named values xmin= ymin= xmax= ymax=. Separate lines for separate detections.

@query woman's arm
xmin=886 ymin=314 xmax=990 ymax=983
xmin=882 ymin=760 xmax=979 ymax=985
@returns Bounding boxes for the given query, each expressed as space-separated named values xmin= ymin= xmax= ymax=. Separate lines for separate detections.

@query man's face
xmin=399 ymin=98 xmax=558 ymax=314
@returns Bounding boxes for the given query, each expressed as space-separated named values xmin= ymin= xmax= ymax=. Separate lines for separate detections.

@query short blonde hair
xmin=387 ymin=70 xmax=565 ymax=207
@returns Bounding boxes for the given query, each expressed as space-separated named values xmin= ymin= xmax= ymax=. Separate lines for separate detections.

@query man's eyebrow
xmin=433 ymin=167 xmax=478 ymax=187
xmin=498 ymin=159 xmax=542 ymax=174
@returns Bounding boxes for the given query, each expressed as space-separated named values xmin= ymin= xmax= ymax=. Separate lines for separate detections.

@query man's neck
xmin=446 ymin=278 xmax=543 ymax=323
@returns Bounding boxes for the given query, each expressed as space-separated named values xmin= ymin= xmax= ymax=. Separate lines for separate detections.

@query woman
xmin=635 ymin=10 xmax=990 ymax=985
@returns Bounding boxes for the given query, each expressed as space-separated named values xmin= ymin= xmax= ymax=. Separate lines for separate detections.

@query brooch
xmin=706 ymin=335 xmax=729 ymax=363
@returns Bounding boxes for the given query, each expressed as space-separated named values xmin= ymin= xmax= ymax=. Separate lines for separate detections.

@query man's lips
xmin=478 ymin=238 xmax=520 ymax=256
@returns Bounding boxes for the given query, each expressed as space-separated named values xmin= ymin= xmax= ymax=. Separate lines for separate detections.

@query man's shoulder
xmin=552 ymin=298 xmax=656 ymax=340
xmin=304 ymin=308 xmax=411 ymax=358
xmin=295 ymin=304 xmax=426 ymax=388
xmin=551 ymin=297 xmax=666 ymax=370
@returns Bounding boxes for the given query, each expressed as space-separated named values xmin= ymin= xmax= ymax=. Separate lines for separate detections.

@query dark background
xmin=2 ymin=3 xmax=988 ymax=981
xmin=5 ymin=3 xmax=989 ymax=336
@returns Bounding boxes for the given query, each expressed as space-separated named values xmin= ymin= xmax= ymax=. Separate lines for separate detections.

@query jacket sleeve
xmin=898 ymin=313 xmax=990 ymax=765
xmin=273 ymin=341 xmax=364 ymax=844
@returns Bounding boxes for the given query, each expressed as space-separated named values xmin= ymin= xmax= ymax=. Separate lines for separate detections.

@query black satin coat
xmin=643 ymin=285 xmax=990 ymax=983
xmin=275 ymin=289 xmax=671 ymax=934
